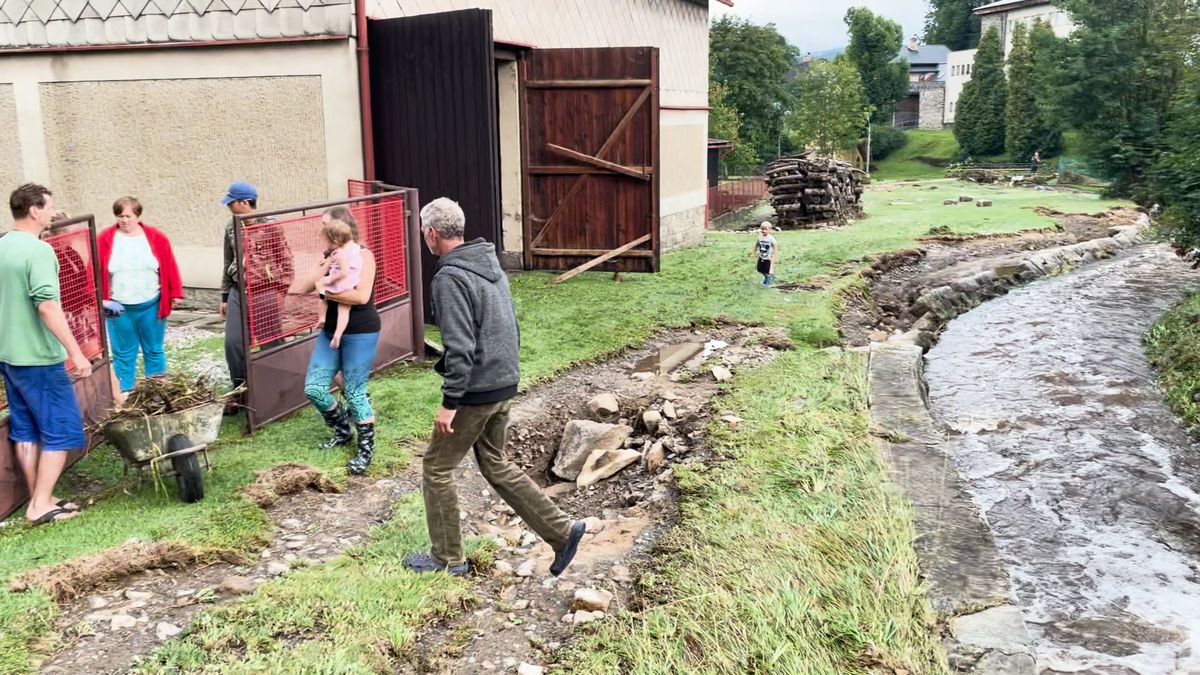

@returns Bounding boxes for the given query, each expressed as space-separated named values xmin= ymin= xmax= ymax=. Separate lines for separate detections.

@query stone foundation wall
xmin=918 ymin=86 xmax=946 ymax=130
xmin=661 ymin=205 xmax=706 ymax=253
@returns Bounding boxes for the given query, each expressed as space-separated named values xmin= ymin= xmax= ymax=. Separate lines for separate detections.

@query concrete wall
xmin=944 ymin=49 xmax=977 ymax=124
xmin=496 ymin=59 xmax=523 ymax=268
xmin=0 ymin=85 xmax=22 ymax=194
xmin=0 ymin=41 xmax=363 ymax=289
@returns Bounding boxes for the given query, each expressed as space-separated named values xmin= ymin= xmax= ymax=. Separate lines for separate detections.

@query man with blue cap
xmin=220 ymin=182 xmax=293 ymax=394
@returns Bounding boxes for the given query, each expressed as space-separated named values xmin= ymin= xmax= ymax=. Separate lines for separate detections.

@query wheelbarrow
xmin=101 ymin=401 xmax=225 ymax=503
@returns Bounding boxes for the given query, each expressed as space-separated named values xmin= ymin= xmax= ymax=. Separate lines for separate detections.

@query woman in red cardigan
xmin=97 ymin=197 xmax=184 ymax=393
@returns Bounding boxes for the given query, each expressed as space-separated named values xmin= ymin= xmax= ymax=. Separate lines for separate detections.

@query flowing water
xmin=925 ymin=245 xmax=1200 ymax=674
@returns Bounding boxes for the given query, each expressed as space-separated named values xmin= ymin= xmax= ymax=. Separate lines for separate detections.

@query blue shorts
xmin=1 ymin=362 xmax=85 ymax=451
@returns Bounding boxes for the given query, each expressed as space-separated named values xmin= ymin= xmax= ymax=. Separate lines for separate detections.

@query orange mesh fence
xmin=242 ymin=194 xmax=408 ymax=348
xmin=347 ymin=179 xmax=374 ymax=199
xmin=43 ymin=224 xmax=104 ymax=361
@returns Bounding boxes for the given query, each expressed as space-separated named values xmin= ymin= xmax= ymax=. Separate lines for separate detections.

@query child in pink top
xmin=315 ymin=218 xmax=363 ymax=348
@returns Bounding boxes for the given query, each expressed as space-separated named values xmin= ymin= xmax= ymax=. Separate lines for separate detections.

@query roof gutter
xmin=0 ymin=34 xmax=345 ymax=56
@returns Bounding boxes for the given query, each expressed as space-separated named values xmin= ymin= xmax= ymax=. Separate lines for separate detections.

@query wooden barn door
xmin=521 ymin=47 xmax=660 ymax=272
xmin=368 ymin=9 xmax=501 ymax=320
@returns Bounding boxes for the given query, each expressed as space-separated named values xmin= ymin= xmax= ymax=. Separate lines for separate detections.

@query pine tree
xmin=1027 ymin=19 xmax=1064 ymax=157
xmin=955 ymin=27 xmax=1007 ymax=158
xmin=1005 ymin=24 xmax=1040 ymax=161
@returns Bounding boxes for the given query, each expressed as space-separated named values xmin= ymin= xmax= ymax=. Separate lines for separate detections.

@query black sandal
xmin=32 ymin=507 xmax=74 ymax=526
xmin=56 ymin=499 xmax=80 ymax=512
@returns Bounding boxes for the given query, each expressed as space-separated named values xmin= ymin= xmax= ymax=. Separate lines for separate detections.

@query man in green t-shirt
xmin=0 ymin=184 xmax=92 ymax=525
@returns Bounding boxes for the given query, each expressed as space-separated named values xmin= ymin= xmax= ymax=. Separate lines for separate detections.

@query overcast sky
xmin=711 ymin=1 xmax=931 ymax=53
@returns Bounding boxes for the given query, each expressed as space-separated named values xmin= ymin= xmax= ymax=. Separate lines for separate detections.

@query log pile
xmin=765 ymin=154 xmax=865 ymax=228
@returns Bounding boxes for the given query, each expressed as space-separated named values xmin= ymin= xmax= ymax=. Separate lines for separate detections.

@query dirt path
xmin=28 ymin=325 xmax=791 ymax=674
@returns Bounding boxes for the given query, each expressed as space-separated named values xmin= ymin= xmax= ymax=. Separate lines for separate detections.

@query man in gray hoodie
xmin=405 ymin=198 xmax=585 ymax=577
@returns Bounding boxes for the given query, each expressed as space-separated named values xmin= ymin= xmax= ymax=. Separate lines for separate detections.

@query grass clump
xmin=1146 ymin=290 xmax=1200 ymax=428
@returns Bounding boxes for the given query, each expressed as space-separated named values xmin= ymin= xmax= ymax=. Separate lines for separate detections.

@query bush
xmin=869 ymin=126 xmax=907 ymax=161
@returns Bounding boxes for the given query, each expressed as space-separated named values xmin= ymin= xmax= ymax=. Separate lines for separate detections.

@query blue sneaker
xmin=550 ymin=521 xmax=587 ymax=577
xmin=404 ymin=552 xmax=469 ymax=576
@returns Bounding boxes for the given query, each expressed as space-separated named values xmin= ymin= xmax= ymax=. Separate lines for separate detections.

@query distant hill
xmin=812 ymin=47 xmax=845 ymax=60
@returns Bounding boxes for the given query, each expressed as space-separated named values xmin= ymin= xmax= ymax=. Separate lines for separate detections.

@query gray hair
xmin=420 ymin=197 xmax=466 ymax=240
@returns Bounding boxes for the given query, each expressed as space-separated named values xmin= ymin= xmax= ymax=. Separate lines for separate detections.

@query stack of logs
xmin=765 ymin=154 xmax=865 ymax=228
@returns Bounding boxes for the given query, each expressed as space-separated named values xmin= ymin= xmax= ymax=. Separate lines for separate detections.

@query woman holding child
xmin=300 ymin=206 xmax=380 ymax=475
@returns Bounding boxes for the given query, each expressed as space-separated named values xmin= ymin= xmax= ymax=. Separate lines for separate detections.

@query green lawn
xmin=0 ymin=180 xmax=1132 ymax=673
xmin=871 ymin=130 xmax=960 ymax=181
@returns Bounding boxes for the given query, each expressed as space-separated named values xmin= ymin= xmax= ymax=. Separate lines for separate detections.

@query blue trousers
xmin=304 ymin=331 xmax=379 ymax=422
xmin=108 ymin=296 xmax=167 ymax=393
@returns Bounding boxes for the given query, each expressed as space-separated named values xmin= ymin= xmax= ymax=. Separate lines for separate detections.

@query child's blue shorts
xmin=1 ymin=362 xmax=85 ymax=451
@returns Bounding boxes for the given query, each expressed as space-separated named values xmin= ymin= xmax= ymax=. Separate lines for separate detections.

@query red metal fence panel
xmin=241 ymin=194 xmax=409 ymax=349
xmin=706 ymin=177 xmax=768 ymax=224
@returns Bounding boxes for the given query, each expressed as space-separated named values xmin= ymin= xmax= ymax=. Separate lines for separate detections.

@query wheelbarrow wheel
xmin=167 ymin=434 xmax=205 ymax=503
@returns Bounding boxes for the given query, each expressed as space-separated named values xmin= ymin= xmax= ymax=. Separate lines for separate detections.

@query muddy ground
xmin=839 ymin=206 xmax=1145 ymax=346
xmin=25 ymin=324 xmax=791 ymax=674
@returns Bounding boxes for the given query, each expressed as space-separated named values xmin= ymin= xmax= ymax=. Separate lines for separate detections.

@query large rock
xmin=552 ymin=421 xmax=633 ymax=481
xmin=644 ymin=441 xmax=666 ymax=475
xmin=572 ymin=588 xmax=614 ymax=612
xmin=576 ymin=448 xmax=641 ymax=486
xmin=642 ymin=410 xmax=662 ymax=435
xmin=586 ymin=393 xmax=620 ymax=420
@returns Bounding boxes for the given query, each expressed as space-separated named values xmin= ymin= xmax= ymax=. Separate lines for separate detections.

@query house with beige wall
xmin=1 ymin=0 xmax=717 ymax=292
xmin=975 ymin=0 xmax=1075 ymax=57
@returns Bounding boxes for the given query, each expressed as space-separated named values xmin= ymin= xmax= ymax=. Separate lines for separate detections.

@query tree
xmin=786 ymin=57 xmax=870 ymax=157
xmin=710 ymin=16 xmax=800 ymax=161
xmin=708 ymin=70 xmax=760 ymax=169
xmin=1027 ymin=19 xmax=1066 ymax=156
xmin=1153 ymin=65 xmax=1200 ymax=246
xmin=844 ymin=8 xmax=910 ymax=123
xmin=1004 ymin=24 xmax=1037 ymax=160
xmin=954 ymin=26 xmax=1007 ymax=157
xmin=924 ymin=0 xmax=988 ymax=50
xmin=1055 ymin=0 xmax=1193 ymax=196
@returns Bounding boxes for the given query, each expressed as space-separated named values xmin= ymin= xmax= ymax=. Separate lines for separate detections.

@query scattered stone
xmin=512 ymin=599 xmax=531 ymax=611
xmin=552 ymin=421 xmax=633 ymax=481
xmin=572 ymin=588 xmax=614 ymax=613
xmin=124 ymin=590 xmax=153 ymax=602
xmin=503 ymin=658 xmax=518 ymax=669
xmin=630 ymin=372 xmax=653 ymax=381
xmin=280 ymin=518 xmax=304 ymax=529
xmin=610 ymin=565 xmax=632 ymax=582
xmin=644 ymin=441 xmax=666 ymax=475
xmin=583 ymin=516 xmax=607 ymax=533
xmin=175 ymin=589 xmax=195 ymax=598
xmin=976 ymin=199 xmax=993 ymax=207
xmin=943 ymin=199 xmax=958 ymax=206
xmin=721 ymin=414 xmax=744 ymax=428
xmin=572 ymin=610 xmax=605 ymax=625
xmin=711 ymin=366 xmax=733 ymax=382
xmin=285 ymin=540 xmax=305 ymax=550
xmin=493 ymin=560 xmax=515 ymax=577
xmin=516 ymin=560 xmax=536 ymax=577
xmin=576 ymin=448 xmax=641 ymax=486
xmin=561 ymin=613 xmax=574 ymax=624
xmin=662 ymin=401 xmax=677 ymax=419
xmin=586 ymin=393 xmax=620 ymax=419
xmin=267 ymin=561 xmax=290 ymax=577
xmin=87 ymin=595 xmax=109 ymax=610
xmin=520 ymin=531 xmax=538 ymax=547
xmin=958 ymin=195 xmax=974 ymax=203
xmin=156 ymin=622 xmax=183 ymax=641
xmin=219 ymin=576 xmax=257 ymax=595
xmin=661 ymin=390 xmax=678 ymax=401
xmin=517 ymin=664 xmax=545 ymax=675
xmin=110 ymin=614 xmax=137 ymax=631
xmin=544 ymin=482 xmax=576 ymax=499
xmin=642 ymin=410 xmax=662 ymax=435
